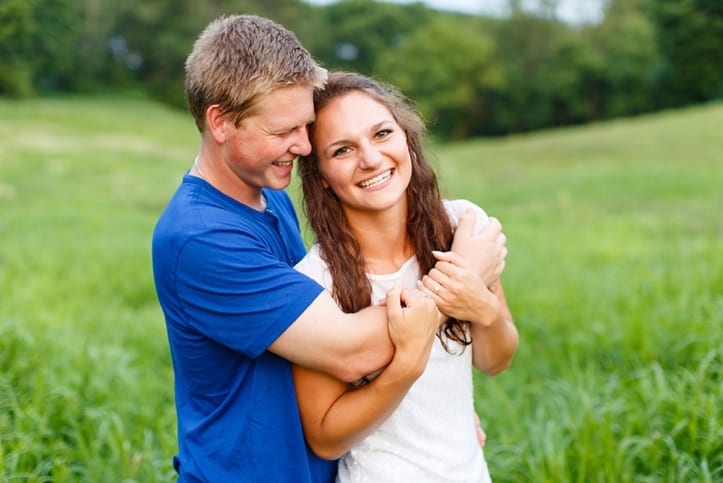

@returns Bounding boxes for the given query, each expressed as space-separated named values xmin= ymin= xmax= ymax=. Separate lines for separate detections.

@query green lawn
xmin=1 ymin=95 xmax=721 ymax=482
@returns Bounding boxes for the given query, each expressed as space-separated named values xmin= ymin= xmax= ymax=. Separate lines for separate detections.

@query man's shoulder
xmin=264 ymin=189 xmax=296 ymax=214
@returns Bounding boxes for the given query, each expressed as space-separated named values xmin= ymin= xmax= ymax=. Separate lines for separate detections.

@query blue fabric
xmin=152 ymin=174 xmax=336 ymax=482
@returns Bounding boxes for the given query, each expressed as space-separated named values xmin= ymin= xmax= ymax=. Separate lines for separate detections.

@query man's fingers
xmin=432 ymin=252 xmax=466 ymax=270
xmin=496 ymin=259 xmax=506 ymax=277
xmin=457 ymin=208 xmax=478 ymax=236
xmin=496 ymin=232 xmax=507 ymax=249
xmin=487 ymin=217 xmax=502 ymax=233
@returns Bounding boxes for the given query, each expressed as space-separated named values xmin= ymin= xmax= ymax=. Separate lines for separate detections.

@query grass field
xmin=0 ymin=95 xmax=721 ymax=482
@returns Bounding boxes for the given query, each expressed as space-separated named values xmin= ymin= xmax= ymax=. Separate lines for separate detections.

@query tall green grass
xmin=1 ymin=95 xmax=720 ymax=482
xmin=435 ymin=104 xmax=723 ymax=482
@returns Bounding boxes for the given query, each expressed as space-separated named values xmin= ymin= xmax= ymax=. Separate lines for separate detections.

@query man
xmin=152 ymin=14 xmax=505 ymax=482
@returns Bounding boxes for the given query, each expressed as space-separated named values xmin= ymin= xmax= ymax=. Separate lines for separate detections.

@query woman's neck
xmin=345 ymin=204 xmax=414 ymax=275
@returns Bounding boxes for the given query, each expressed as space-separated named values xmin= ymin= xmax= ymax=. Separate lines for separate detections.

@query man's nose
xmin=290 ymin=126 xmax=312 ymax=156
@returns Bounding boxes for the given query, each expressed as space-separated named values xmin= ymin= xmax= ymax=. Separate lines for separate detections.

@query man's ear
xmin=205 ymin=104 xmax=227 ymax=144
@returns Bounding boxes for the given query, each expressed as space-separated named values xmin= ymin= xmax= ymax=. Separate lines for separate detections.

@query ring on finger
xmin=434 ymin=284 xmax=442 ymax=295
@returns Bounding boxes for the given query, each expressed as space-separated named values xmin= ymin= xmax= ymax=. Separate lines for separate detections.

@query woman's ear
xmin=205 ymin=105 xmax=228 ymax=144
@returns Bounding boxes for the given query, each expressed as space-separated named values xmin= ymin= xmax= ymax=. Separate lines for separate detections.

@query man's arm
xmin=269 ymin=290 xmax=394 ymax=383
xmin=272 ymin=209 xmax=507 ymax=384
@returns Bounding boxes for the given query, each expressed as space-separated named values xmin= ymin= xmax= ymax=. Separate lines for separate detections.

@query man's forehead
xmin=252 ymin=87 xmax=315 ymax=127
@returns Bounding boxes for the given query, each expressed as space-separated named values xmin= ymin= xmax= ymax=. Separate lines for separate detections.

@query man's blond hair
xmin=185 ymin=15 xmax=327 ymax=132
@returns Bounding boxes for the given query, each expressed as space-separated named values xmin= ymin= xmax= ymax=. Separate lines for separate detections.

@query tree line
xmin=1 ymin=0 xmax=721 ymax=139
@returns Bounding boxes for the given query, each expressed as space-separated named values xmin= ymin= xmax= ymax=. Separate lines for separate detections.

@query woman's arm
xmin=293 ymin=287 xmax=441 ymax=460
xmin=293 ymin=350 xmax=424 ymax=460
xmin=468 ymin=280 xmax=518 ymax=375
xmin=419 ymin=252 xmax=518 ymax=375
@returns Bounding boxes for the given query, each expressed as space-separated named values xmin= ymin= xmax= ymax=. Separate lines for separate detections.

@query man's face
xmin=223 ymin=85 xmax=315 ymax=195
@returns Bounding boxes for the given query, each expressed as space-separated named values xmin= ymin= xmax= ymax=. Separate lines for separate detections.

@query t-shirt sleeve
xmin=175 ymin=230 xmax=324 ymax=358
xmin=294 ymin=244 xmax=334 ymax=292
xmin=443 ymin=198 xmax=490 ymax=234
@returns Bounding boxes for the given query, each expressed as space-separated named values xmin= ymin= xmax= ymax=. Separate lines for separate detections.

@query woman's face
xmin=311 ymin=91 xmax=412 ymax=216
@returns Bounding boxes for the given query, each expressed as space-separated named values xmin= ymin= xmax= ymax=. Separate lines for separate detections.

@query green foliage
xmin=491 ymin=11 xmax=614 ymax=132
xmin=1 ymin=95 xmax=721 ymax=481
xmin=3 ymin=0 xmax=722 ymax=138
xmin=0 ymin=0 xmax=35 ymax=95
xmin=299 ymin=0 xmax=433 ymax=74
xmin=647 ymin=0 xmax=723 ymax=104
xmin=115 ymin=0 xmax=318 ymax=108
xmin=377 ymin=17 xmax=504 ymax=139
xmin=584 ymin=0 xmax=660 ymax=118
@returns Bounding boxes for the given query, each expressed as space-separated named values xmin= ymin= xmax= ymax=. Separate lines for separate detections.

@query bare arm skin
xmin=448 ymin=209 xmax=508 ymax=285
xmin=420 ymin=248 xmax=518 ymax=376
xmin=289 ymin=209 xmax=512 ymax=457
xmin=292 ymin=287 xmax=443 ymax=459
xmin=269 ymin=290 xmax=395 ymax=383
xmin=468 ymin=280 xmax=518 ymax=375
xmin=274 ymin=209 xmax=508 ymax=383
xmin=419 ymin=209 xmax=517 ymax=374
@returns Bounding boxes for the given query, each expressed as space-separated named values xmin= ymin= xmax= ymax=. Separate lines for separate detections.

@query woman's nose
xmin=358 ymin=145 xmax=382 ymax=169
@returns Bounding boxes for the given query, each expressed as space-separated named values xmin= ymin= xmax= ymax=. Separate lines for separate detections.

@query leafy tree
xmin=0 ymin=0 xmax=142 ymax=96
xmin=376 ymin=16 xmax=504 ymax=139
xmin=493 ymin=11 xmax=574 ymax=131
xmin=535 ymin=33 xmax=606 ymax=125
xmin=304 ymin=0 xmax=433 ymax=75
xmin=0 ymin=0 xmax=36 ymax=95
xmin=42 ymin=0 xmax=110 ymax=91
xmin=114 ymin=0 xmax=314 ymax=107
xmin=585 ymin=0 xmax=659 ymax=117
xmin=647 ymin=0 xmax=723 ymax=105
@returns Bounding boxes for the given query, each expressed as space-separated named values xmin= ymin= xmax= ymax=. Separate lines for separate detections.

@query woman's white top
xmin=295 ymin=199 xmax=493 ymax=483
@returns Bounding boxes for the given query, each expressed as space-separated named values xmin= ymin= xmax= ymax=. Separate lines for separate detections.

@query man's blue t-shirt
xmin=152 ymin=174 xmax=336 ymax=482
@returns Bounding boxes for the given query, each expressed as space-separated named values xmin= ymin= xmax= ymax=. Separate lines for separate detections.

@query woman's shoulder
xmin=294 ymin=244 xmax=333 ymax=288
xmin=442 ymin=199 xmax=490 ymax=234
xmin=294 ymin=244 xmax=324 ymax=270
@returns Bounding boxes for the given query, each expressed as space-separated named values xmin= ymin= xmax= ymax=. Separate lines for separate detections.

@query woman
xmin=294 ymin=72 xmax=518 ymax=482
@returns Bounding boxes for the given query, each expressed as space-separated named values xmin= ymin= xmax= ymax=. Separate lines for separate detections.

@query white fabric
xmin=295 ymin=199 xmax=492 ymax=483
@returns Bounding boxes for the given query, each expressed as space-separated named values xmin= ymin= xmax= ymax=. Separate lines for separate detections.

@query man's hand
xmin=448 ymin=209 xmax=507 ymax=287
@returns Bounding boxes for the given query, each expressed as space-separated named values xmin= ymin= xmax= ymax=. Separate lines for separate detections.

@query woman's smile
xmin=358 ymin=169 xmax=394 ymax=190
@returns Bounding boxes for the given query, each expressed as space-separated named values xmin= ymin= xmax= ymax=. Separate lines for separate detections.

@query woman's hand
xmin=385 ymin=286 xmax=442 ymax=378
xmin=419 ymin=251 xmax=503 ymax=326
xmin=474 ymin=412 xmax=487 ymax=447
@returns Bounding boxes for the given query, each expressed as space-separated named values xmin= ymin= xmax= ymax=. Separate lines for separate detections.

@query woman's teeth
xmin=359 ymin=170 xmax=391 ymax=189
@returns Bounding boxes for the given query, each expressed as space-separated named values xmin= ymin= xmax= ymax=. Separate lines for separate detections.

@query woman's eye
xmin=375 ymin=129 xmax=392 ymax=140
xmin=332 ymin=146 xmax=350 ymax=157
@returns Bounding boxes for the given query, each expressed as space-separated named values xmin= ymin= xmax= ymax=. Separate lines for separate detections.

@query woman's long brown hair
xmin=299 ymin=72 xmax=470 ymax=350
